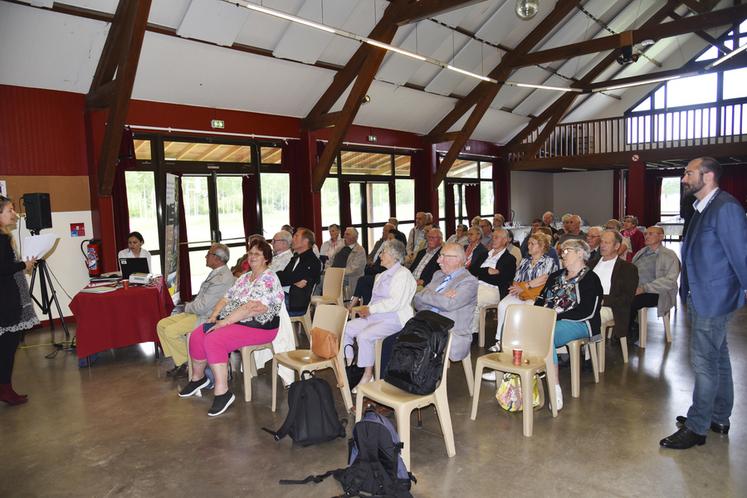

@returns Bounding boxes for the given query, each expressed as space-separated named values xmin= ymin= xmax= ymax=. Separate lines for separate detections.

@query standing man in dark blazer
xmin=661 ymin=157 xmax=747 ymax=450
xmin=589 ymin=230 xmax=639 ymax=342
xmin=276 ymin=227 xmax=321 ymax=316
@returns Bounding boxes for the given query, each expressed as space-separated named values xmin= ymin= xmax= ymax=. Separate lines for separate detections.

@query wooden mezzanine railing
xmin=510 ymin=97 xmax=747 ymax=169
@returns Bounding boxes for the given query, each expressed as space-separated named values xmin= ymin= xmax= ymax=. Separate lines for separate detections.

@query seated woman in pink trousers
xmin=179 ymin=239 xmax=284 ymax=417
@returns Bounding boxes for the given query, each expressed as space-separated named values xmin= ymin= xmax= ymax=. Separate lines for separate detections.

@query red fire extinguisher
xmin=81 ymin=239 xmax=102 ymax=277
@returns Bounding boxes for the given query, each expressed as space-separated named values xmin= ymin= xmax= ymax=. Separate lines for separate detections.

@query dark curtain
xmin=720 ymin=165 xmax=747 ymax=211
xmin=444 ymin=183 xmax=455 ymax=237
xmin=284 ymin=139 xmax=304 ymax=228
xmin=112 ymin=127 xmax=134 ymax=251
xmin=242 ymin=174 xmax=259 ymax=242
xmin=643 ymin=175 xmax=662 ymax=226
xmin=465 ymin=184 xmax=480 ymax=222
xmin=177 ymin=177 xmax=192 ymax=300
xmin=339 ymin=180 xmax=352 ymax=230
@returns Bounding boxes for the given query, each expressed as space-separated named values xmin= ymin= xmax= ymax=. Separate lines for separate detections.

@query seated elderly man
xmin=478 ymin=218 xmax=493 ymax=248
xmin=328 ymin=226 xmax=366 ymax=300
xmin=446 ymin=224 xmax=469 ymax=246
xmin=585 ymin=226 xmax=603 ymax=267
xmin=413 ymin=243 xmax=478 ymax=362
xmin=157 ymin=244 xmax=235 ymax=378
xmin=630 ymin=226 xmax=680 ymax=341
xmin=557 ymin=214 xmax=585 ymax=246
xmin=269 ymin=230 xmax=293 ymax=272
xmin=589 ymin=230 xmax=639 ymax=342
xmin=409 ymin=227 xmax=443 ymax=287
xmin=542 ymin=211 xmax=558 ymax=237
xmin=276 ymin=227 xmax=321 ymax=316
xmin=345 ymin=240 xmax=416 ymax=391
xmin=406 ymin=211 xmax=427 ymax=258
xmin=471 ymin=228 xmax=517 ymax=336
xmin=464 ymin=226 xmax=488 ymax=274
xmin=319 ymin=223 xmax=342 ymax=266
xmin=493 ymin=213 xmax=505 ymax=228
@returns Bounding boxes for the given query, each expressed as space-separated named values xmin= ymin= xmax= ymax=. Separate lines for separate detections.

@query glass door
xmin=182 ymin=176 xmax=213 ymax=291
xmin=348 ymin=181 xmax=392 ymax=252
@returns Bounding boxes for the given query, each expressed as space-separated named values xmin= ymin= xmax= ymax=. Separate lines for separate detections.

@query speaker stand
xmin=29 ymin=258 xmax=73 ymax=358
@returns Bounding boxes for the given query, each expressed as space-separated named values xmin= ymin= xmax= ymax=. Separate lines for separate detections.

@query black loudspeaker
xmin=22 ymin=193 xmax=52 ymax=232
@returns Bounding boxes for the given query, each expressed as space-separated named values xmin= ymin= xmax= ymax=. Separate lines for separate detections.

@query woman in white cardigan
xmin=343 ymin=240 xmax=416 ymax=390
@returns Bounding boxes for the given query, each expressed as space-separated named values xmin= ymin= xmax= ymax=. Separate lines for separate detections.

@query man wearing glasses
xmin=157 ymin=244 xmax=235 ymax=378
xmin=269 ymin=230 xmax=293 ymax=273
xmin=409 ymin=227 xmax=443 ymax=287
xmin=413 ymin=243 xmax=478 ymax=362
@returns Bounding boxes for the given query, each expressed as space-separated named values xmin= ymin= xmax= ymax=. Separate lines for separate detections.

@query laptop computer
xmin=120 ymin=257 xmax=150 ymax=280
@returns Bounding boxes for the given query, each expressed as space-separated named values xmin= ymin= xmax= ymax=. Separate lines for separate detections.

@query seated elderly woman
xmin=344 ymin=240 xmax=416 ymax=391
xmin=533 ymin=239 xmax=603 ymax=411
xmin=486 ymin=232 xmax=558 ymax=354
xmin=445 ymin=224 xmax=469 ymax=246
xmin=179 ymin=239 xmax=284 ymax=417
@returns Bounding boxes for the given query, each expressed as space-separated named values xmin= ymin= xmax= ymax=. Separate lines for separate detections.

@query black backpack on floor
xmin=384 ymin=310 xmax=453 ymax=395
xmin=280 ymin=410 xmax=416 ymax=497
xmin=263 ymin=372 xmax=345 ymax=446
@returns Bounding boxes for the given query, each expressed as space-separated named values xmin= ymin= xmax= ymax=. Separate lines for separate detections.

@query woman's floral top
xmin=540 ymin=266 xmax=589 ymax=313
xmin=515 ymin=253 xmax=557 ymax=282
xmin=219 ymin=269 xmax=284 ymax=325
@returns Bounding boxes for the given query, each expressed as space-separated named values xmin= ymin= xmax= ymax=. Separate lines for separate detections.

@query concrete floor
xmin=2 ymin=302 xmax=746 ymax=498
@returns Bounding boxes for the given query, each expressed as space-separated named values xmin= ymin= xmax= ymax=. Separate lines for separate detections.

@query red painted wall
xmin=0 ymin=85 xmax=88 ymax=175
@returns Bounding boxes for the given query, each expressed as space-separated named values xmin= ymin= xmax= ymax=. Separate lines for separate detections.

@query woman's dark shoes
xmin=676 ymin=415 xmax=730 ymax=435
xmin=0 ymin=384 xmax=28 ymax=405
xmin=660 ymin=427 xmax=706 ymax=449
xmin=166 ymin=363 xmax=188 ymax=379
xmin=208 ymin=391 xmax=235 ymax=417
xmin=178 ymin=377 xmax=210 ymax=397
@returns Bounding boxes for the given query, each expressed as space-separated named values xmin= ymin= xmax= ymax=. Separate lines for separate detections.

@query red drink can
xmin=122 ymin=280 xmax=129 ymax=290
xmin=512 ymin=349 xmax=523 ymax=366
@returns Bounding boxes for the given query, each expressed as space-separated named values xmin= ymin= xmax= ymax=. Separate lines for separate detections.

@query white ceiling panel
xmin=426 ymin=38 xmax=492 ymax=96
xmin=378 ymin=21 xmax=449 ymax=85
xmin=470 ymin=108 xmax=530 ymax=144
xmin=273 ymin=0 xmax=357 ymax=64
xmin=0 ymin=2 xmax=106 ymax=93
xmin=148 ymin=0 xmax=192 ymax=28
xmin=133 ymin=32 xmax=333 ymax=118
xmin=177 ymin=0 xmax=249 ymax=47
xmin=235 ymin=0 xmax=305 ymax=51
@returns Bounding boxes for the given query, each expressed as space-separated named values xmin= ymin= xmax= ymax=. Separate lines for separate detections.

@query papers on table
xmin=22 ymin=234 xmax=59 ymax=260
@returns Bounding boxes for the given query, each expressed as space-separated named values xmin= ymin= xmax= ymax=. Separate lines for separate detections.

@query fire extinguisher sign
xmin=70 ymin=223 xmax=85 ymax=237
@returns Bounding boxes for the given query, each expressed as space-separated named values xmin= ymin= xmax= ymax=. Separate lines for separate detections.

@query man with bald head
xmin=630 ymin=226 xmax=680 ymax=342
xmin=557 ymin=214 xmax=585 ymax=247
xmin=413 ymin=243 xmax=478 ymax=362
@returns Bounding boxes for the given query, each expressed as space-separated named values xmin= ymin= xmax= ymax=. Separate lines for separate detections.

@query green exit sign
xmin=211 ymin=119 xmax=225 ymax=129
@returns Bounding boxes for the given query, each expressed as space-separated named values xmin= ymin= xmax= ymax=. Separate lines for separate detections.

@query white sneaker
xmin=481 ymin=371 xmax=497 ymax=381
xmin=487 ymin=342 xmax=501 ymax=352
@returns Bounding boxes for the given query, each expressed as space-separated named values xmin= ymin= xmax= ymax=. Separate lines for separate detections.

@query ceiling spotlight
xmin=516 ymin=0 xmax=539 ymax=20
xmin=361 ymin=95 xmax=371 ymax=104
xmin=616 ymin=45 xmax=640 ymax=65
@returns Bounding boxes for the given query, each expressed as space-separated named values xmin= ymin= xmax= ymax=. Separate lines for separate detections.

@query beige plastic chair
xmin=638 ymin=308 xmax=672 ymax=348
xmin=477 ymin=302 xmax=499 ymax=348
xmin=567 ymin=337 xmax=600 ymax=398
xmin=355 ymin=334 xmax=455 ymax=470
xmin=471 ymin=305 xmax=558 ymax=437
xmin=596 ymin=317 xmax=628 ymax=373
xmin=289 ymin=304 xmax=313 ymax=346
xmin=240 ymin=342 xmax=274 ymax=402
xmin=271 ymin=304 xmax=353 ymax=412
xmin=373 ymin=338 xmax=474 ymax=396
xmin=310 ymin=267 xmax=345 ymax=307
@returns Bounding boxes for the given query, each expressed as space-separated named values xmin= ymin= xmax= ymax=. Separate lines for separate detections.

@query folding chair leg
xmin=333 ymin=357 xmax=353 ymax=411
xmin=598 ymin=336 xmax=606 ymax=373
xmin=395 ymin=407 xmax=412 ymax=471
xmin=620 ymin=338 xmax=629 ymax=363
xmin=664 ymin=312 xmax=672 ymax=343
xmin=569 ymin=341 xmax=581 ymax=398
xmin=271 ymin=357 xmax=278 ymax=412
xmin=520 ymin=371 xmax=534 ymax=437
xmin=588 ymin=344 xmax=599 ymax=383
xmin=639 ymin=308 xmax=648 ymax=348
xmin=462 ymin=356 xmax=474 ymax=397
xmin=434 ymin=389 xmax=456 ymax=458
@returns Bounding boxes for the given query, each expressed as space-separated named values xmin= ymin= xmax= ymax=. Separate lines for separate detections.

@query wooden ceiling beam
xmin=504 ymin=0 xmax=684 ymax=152
xmin=669 ymin=11 xmax=732 ymax=55
xmin=512 ymin=3 xmax=747 ymax=68
xmin=86 ymin=0 xmax=151 ymax=196
xmin=427 ymin=0 xmax=582 ymax=184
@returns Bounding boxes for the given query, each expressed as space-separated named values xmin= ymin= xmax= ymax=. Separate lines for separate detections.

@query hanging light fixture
xmin=515 ymin=0 xmax=539 ymax=20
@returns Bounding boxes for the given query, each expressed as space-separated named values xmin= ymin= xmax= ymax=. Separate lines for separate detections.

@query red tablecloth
xmin=70 ymin=277 xmax=175 ymax=357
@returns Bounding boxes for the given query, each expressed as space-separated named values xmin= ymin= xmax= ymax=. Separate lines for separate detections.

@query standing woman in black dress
xmin=0 ymin=195 xmax=39 ymax=405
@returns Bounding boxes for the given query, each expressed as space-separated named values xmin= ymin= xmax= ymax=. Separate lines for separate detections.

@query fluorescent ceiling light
xmin=232 ymin=0 xmax=576 ymax=91
xmin=366 ymin=39 xmax=427 ymax=61
xmin=242 ymin=2 xmax=338 ymax=34
xmin=595 ymin=74 xmax=685 ymax=92
xmin=506 ymin=81 xmax=583 ymax=93
xmin=706 ymin=42 xmax=747 ymax=69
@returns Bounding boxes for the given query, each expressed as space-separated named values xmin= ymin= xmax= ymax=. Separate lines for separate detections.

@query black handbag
xmin=345 ymin=344 xmax=365 ymax=387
